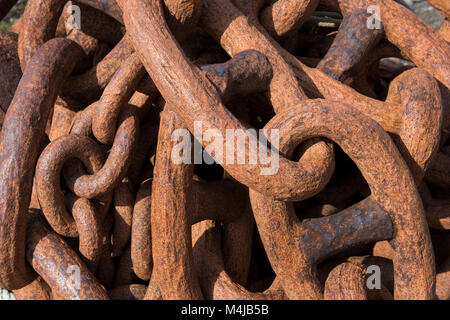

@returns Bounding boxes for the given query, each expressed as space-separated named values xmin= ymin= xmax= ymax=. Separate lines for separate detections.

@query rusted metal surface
xmin=120 ymin=0 xmax=335 ymax=202
xmin=131 ymin=177 xmax=153 ymax=281
xmin=0 ymin=0 xmax=448 ymax=300
xmin=0 ymin=38 xmax=85 ymax=290
xmin=438 ymin=19 xmax=450 ymax=42
xmin=260 ymin=0 xmax=320 ymax=40
xmin=36 ymin=134 xmax=106 ymax=237
xmin=12 ymin=277 xmax=51 ymax=300
xmin=436 ymin=257 xmax=450 ymax=300
xmin=316 ymin=9 xmax=382 ymax=82
xmin=249 ymin=100 xmax=434 ymax=300
xmin=192 ymin=220 xmax=286 ymax=300
xmin=26 ymin=212 xmax=109 ymax=300
xmin=0 ymin=31 xmax=21 ymax=112
xmin=324 ymin=257 xmax=394 ymax=300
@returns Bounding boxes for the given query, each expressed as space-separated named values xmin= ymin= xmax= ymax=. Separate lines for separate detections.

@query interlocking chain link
xmin=0 ymin=0 xmax=448 ymax=300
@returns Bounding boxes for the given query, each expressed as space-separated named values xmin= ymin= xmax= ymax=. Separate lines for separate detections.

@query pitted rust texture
xmin=131 ymin=178 xmax=153 ymax=281
xmin=120 ymin=0 xmax=335 ymax=202
xmin=26 ymin=212 xmax=109 ymax=300
xmin=62 ymin=36 xmax=135 ymax=106
xmin=192 ymin=220 xmax=285 ymax=300
xmin=0 ymin=38 xmax=85 ymax=290
xmin=324 ymin=257 xmax=394 ymax=300
xmin=66 ymin=1 xmax=125 ymax=45
xmin=150 ymin=106 xmax=202 ymax=300
xmin=438 ymin=19 xmax=450 ymax=42
xmin=316 ymin=9 xmax=383 ymax=82
xmin=249 ymin=100 xmax=434 ymax=300
xmin=18 ymin=0 xmax=68 ymax=71
xmin=0 ymin=0 xmax=448 ymax=301
xmin=64 ymin=107 xmax=138 ymax=199
xmin=12 ymin=277 xmax=52 ymax=300
xmin=36 ymin=134 xmax=106 ymax=237
xmin=0 ymin=31 xmax=21 ymax=112
xmin=92 ymin=53 xmax=145 ymax=145
xmin=336 ymin=0 xmax=450 ymax=90
xmin=260 ymin=0 xmax=320 ymax=40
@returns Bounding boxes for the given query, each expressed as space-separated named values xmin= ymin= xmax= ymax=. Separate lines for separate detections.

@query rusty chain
xmin=0 ymin=0 xmax=448 ymax=300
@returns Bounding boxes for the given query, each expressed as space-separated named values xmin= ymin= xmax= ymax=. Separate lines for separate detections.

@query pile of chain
xmin=0 ymin=0 xmax=448 ymax=300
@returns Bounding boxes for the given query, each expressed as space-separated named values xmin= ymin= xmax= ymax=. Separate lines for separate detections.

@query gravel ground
xmin=0 ymin=0 xmax=26 ymax=31
xmin=0 ymin=0 xmax=446 ymax=301
xmin=407 ymin=0 xmax=445 ymax=29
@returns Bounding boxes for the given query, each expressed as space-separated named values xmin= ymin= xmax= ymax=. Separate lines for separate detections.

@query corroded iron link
xmin=0 ymin=0 xmax=447 ymax=301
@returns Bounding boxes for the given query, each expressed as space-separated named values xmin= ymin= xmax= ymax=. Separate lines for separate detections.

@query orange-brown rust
xmin=0 ymin=0 xmax=447 ymax=301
